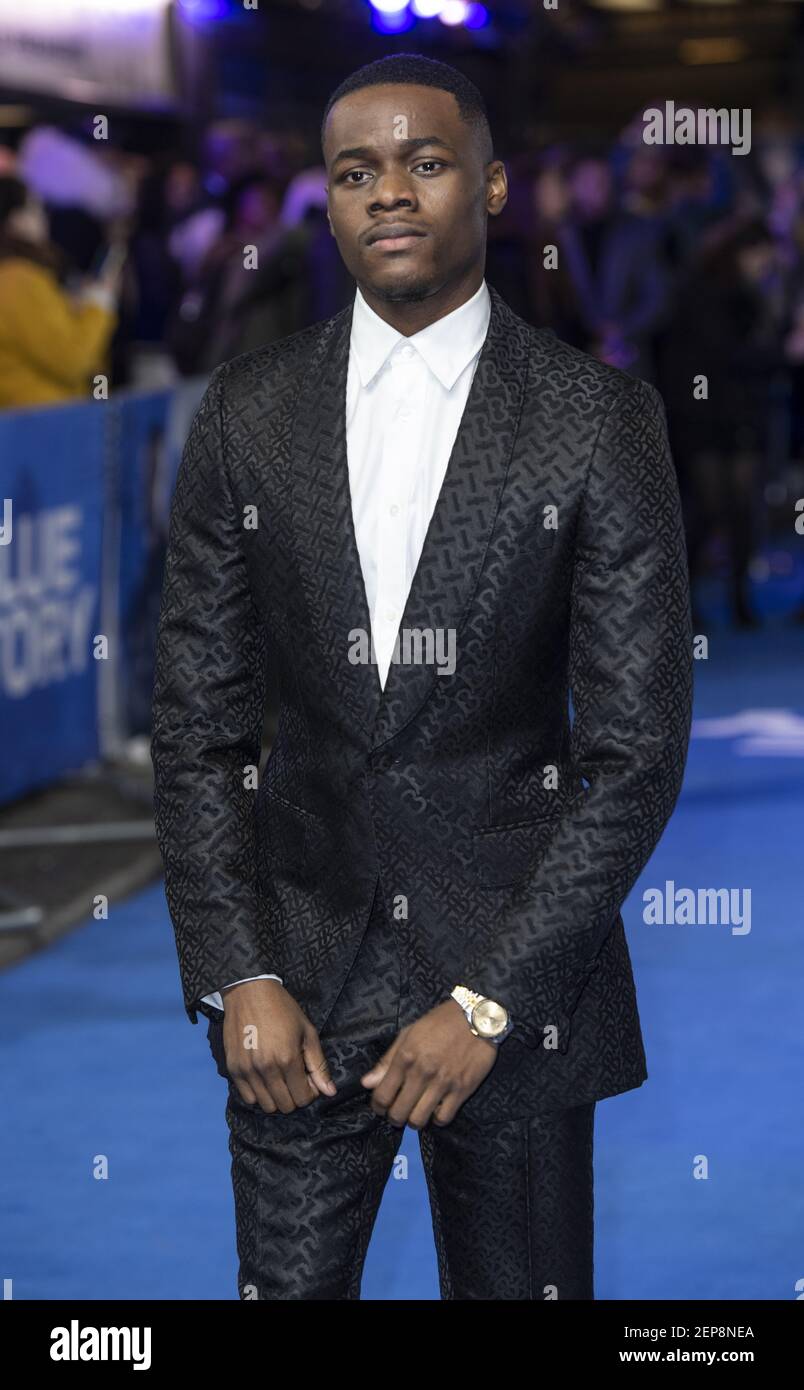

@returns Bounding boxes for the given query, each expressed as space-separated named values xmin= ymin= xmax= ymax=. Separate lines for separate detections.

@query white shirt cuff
xmin=201 ymin=974 xmax=283 ymax=1011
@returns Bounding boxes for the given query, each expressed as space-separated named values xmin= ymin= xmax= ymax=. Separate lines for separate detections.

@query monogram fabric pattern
xmin=151 ymin=285 xmax=693 ymax=1124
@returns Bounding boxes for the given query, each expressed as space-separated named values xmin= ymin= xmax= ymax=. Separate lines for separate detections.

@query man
xmin=151 ymin=53 xmax=693 ymax=1301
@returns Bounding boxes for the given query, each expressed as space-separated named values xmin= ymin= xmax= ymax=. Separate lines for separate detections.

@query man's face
xmin=323 ymin=82 xmax=506 ymax=304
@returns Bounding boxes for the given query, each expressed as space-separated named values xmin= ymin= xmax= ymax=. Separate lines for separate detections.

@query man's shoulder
xmin=521 ymin=318 xmax=660 ymax=412
xmin=211 ymin=305 xmax=351 ymax=405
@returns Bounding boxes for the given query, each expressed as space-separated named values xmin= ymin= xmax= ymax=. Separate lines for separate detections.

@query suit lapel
xmin=290 ymin=284 xmax=531 ymax=748
xmin=291 ymin=296 xmax=383 ymax=740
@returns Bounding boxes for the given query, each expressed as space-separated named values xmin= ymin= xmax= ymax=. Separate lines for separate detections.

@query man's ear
xmin=487 ymin=160 xmax=508 ymax=218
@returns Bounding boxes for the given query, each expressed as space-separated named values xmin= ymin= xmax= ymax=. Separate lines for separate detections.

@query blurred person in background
xmin=169 ymin=171 xmax=309 ymax=374
xmin=484 ymin=152 xmax=538 ymax=322
xmin=525 ymin=149 xmax=586 ymax=341
xmin=166 ymin=120 xmax=265 ymax=285
xmin=661 ymin=217 xmax=784 ymax=628
xmin=620 ymin=142 xmax=669 ymax=221
xmin=0 ymin=176 xmax=121 ymax=409
xmin=657 ymin=148 xmax=725 ymax=275
xmin=200 ymin=119 xmax=263 ymax=200
xmin=556 ymin=152 xmax=670 ymax=381
xmin=777 ymin=170 xmax=804 ymax=525
xmin=279 ymin=166 xmax=354 ymax=322
xmin=17 ymin=122 xmax=137 ymax=286
xmin=18 ymin=123 xmax=135 ymax=223
xmin=124 ymin=159 xmax=201 ymax=389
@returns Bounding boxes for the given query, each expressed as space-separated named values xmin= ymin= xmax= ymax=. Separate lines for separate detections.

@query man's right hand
xmin=220 ymin=979 xmax=337 ymax=1113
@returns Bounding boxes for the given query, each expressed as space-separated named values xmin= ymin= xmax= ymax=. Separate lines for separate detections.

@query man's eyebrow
xmin=331 ymin=136 xmax=458 ymax=165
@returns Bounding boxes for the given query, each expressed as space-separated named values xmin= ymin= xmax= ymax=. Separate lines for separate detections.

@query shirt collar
xmin=350 ymin=279 xmax=491 ymax=391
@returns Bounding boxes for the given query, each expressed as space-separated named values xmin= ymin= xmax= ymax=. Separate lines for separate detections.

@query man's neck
xmin=356 ymin=269 xmax=485 ymax=337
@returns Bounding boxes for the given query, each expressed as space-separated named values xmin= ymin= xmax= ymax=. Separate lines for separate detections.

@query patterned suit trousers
xmin=206 ymin=884 xmax=596 ymax=1300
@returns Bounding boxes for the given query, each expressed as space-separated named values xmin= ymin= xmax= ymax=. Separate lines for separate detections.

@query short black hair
xmin=321 ymin=53 xmax=494 ymax=165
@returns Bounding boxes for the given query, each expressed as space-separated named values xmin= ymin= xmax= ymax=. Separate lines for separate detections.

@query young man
xmin=151 ymin=53 xmax=693 ymax=1300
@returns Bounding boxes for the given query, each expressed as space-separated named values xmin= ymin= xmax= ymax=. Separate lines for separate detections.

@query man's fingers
xmin=430 ymin=1093 xmax=461 ymax=1126
xmin=368 ymin=1055 xmax=407 ymax=1117
xmin=361 ymin=1033 xmax=403 ymax=1087
xmin=223 ymin=1034 xmax=274 ymax=1110
xmin=234 ymin=1063 xmax=313 ymax=1115
xmin=281 ymin=1055 xmax=319 ymax=1110
xmin=233 ymin=1077 xmax=260 ymax=1107
xmin=257 ymin=1066 xmax=300 ymax=1114
xmin=302 ymin=1031 xmax=337 ymax=1096
xmin=407 ymin=1084 xmax=453 ymax=1131
xmin=251 ymin=1076 xmax=280 ymax=1113
xmin=361 ymin=1059 xmax=390 ymax=1087
xmin=234 ymin=1075 xmax=277 ymax=1113
xmin=384 ymin=1074 xmax=429 ymax=1127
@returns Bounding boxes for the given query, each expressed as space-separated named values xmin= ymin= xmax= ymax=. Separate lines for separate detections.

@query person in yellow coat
xmin=0 ymin=176 xmax=120 ymax=409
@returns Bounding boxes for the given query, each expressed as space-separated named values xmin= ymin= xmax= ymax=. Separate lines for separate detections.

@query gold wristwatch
xmin=450 ymin=985 xmax=513 ymax=1045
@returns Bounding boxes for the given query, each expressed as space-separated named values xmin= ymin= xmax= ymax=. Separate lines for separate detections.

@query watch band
xmin=450 ymin=984 xmax=513 ymax=1044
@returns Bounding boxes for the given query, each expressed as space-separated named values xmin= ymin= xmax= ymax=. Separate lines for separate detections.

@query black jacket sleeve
xmin=459 ymin=377 xmax=694 ymax=1050
xmin=150 ymin=363 xmax=278 ymax=1022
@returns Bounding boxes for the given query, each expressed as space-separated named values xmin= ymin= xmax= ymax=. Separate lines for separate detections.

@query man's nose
xmin=369 ymin=174 xmax=417 ymax=208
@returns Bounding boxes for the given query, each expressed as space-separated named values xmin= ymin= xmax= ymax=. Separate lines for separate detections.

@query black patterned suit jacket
xmin=151 ymin=284 xmax=693 ymax=1124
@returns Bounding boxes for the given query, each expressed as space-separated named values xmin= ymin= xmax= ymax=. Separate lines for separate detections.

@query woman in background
xmin=0 ymin=175 xmax=120 ymax=409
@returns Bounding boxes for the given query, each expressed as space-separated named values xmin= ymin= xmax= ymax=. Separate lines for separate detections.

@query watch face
xmin=472 ymin=998 xmax=508 ymax=1037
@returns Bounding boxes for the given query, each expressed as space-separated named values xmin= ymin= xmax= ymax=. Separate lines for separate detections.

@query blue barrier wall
xmin=0 ymin=380 xmax=208 ymax=807
xmin=0 ymin=401 xmax=107 ymax=804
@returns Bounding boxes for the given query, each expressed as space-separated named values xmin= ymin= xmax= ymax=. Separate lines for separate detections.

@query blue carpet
xmin=1 ymin=627 xmax=802 ymax=1299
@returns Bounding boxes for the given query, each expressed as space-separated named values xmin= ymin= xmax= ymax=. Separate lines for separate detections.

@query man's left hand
xmin=360 ymin=999 xmax=498 ymax=1128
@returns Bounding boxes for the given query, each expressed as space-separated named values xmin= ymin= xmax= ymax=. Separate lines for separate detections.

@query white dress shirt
xmin=202 ymin=279 xmax=491 ymax=1012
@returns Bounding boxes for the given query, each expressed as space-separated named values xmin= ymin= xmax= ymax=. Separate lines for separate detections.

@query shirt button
xmin=399 ymin=344 xmax=414 ymax=360
xmin=385 ymin=609 xmax=396 ymax=623
xmin=389 ymin=504 xmax=400 ymax=517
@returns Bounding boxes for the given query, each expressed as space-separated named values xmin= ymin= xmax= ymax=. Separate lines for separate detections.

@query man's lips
xmin=366 ymin=225 xmax=427 ymax=251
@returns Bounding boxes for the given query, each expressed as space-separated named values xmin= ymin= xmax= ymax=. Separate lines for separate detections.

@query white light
xmin=371 ymin=0 xmax=410 ymax=13
xmin=18 ymin=0 xmax=172 ymax=10
xmin=411 ymin=0 xmax=444 ymax=16
xmin=439 ymin=0 xmax=468 ymax=23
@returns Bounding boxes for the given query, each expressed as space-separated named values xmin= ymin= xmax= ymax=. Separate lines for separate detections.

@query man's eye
xmin=340 ymin=161 xmax=444 ymax=184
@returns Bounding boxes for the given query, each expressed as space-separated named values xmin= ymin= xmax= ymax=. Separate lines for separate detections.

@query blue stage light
xmin=370 ymin=2 xmax=415 ymax=33
xmin=464 ymin=3 xmax=489 ymax=28
xmin=177 ymin=0 xmax=229 ymax=21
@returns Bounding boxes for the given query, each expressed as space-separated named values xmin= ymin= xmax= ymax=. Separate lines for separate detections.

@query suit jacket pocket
xmin=258 ymin=789 xmax=336 ymax=884
xmin=473 ymin=815 xmax=555 ymax=888
xmin=261 ymin=787 xmax=324 ymax=877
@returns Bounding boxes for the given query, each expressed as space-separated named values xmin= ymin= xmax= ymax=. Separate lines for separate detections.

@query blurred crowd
xmin=2 ymin=113 xmax=804 ymax=625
